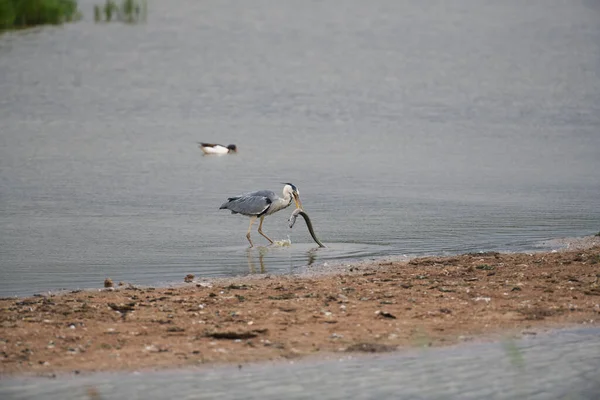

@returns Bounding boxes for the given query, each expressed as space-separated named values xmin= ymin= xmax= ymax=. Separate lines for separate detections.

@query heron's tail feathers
xmin=219 ymin=199 xmax=239 ymax=213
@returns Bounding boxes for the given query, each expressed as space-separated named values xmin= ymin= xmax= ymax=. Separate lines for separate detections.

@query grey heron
xmin=198 ymin=142 xmax=237 ymax=154
xmin=220 ymin=183 xmax=302 ymax=247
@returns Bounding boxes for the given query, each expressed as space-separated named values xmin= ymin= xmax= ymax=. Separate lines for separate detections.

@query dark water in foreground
xmin=1 ymin=0 xmax=599 ymax=296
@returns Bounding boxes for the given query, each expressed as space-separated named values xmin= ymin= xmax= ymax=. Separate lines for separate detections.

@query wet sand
xmin=1 ymin=236 xmax=599 ymax=376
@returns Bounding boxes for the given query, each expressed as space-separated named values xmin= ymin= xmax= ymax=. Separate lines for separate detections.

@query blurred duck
xmin=198 ymin=142 xmax=237 ymax=155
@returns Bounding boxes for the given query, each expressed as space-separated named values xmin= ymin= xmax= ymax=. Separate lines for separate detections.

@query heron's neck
xmin=271 ymin=193 xmax=293 ymax=213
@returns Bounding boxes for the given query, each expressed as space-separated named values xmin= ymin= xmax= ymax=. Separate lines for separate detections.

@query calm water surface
xmin=1 ymin=1 xmax=599 ymax=297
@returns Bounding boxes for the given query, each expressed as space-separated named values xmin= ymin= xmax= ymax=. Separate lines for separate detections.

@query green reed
xmin=0 ymin=0 xmax=81 ymax=30
xmin=94 ymin=0 xmax=146 ymax=24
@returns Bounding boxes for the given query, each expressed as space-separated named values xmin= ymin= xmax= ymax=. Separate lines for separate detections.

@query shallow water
xmin=1 ymin=0 xmax=599 ymax=297
xmin=2 ymin=328 xmax=599 ymax=399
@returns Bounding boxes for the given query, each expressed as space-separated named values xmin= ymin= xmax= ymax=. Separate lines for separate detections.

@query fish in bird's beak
xmin=293 ymin=192 xmax=303 ymax=210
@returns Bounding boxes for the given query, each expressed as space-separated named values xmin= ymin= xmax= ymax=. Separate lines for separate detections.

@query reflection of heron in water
xmin=246 ymin=247 xmax=321 ymax=274
xmin=247 ymin=247 xmax=267 ymax=274
xmin=220 ymin=183 xmax=302 ymax=247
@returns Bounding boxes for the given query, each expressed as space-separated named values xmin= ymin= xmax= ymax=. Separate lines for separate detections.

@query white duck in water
xmin=198 ymin=142 xmax=237 ymax=155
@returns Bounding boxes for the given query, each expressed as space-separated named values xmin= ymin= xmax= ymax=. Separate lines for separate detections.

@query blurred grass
xmin=503 ymin=339 xmax=525 ymax=371
xmin=0 ymin=0 xmax=147 ymax=31
xmin=0 ymin=0 xmax=80 ymax=30
xmin=94 ymin=0 xmax=146 ymax=24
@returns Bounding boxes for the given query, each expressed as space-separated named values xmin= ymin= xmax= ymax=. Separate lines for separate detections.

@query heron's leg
xmin=257 ymin=215 xmax=274 ymax=244
xmin=246 ymin=216 xmax=257 ymax=247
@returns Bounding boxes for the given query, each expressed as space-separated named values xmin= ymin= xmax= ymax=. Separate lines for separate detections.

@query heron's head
xmin=227 ymin=144 xmax=237 ymax=152
xmin=283 ymin=183 xmax=302 ymax=210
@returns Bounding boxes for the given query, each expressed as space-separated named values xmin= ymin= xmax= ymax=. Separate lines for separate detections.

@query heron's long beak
xmin=293 ymin=193 xmax=303 ymax=210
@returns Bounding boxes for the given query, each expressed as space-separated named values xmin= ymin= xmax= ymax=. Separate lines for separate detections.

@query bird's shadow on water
xmin=245 ymin=245 xmax=324 ymax=274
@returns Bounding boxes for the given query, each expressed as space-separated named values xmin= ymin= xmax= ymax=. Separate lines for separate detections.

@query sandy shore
xmin=1 ymin=236 xmax=599 ymax=376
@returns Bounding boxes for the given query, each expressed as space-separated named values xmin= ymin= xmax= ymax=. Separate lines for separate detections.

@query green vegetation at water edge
xmin=0 ymin=0 xmax=80 ymax=30
xmin=94 ymin=0 xmax=146 ymax=24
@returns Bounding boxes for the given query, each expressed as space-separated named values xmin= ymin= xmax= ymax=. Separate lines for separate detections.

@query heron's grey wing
xmin=247 ymin=190 xmax=277 ymax=200
xmin=220 ymin=191 xmax=275 ymax=216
